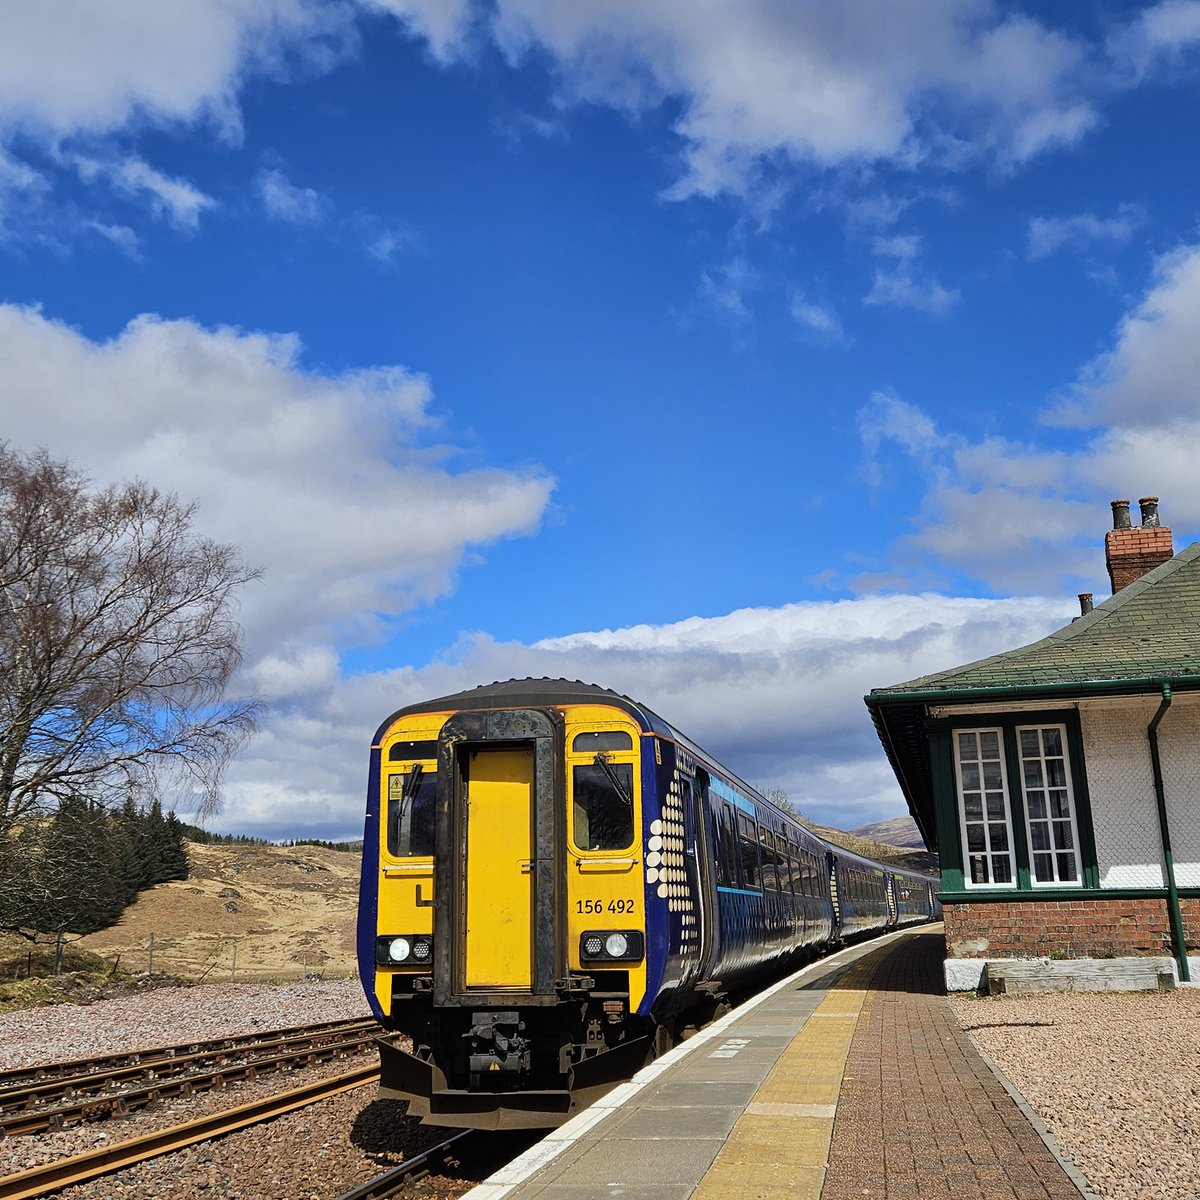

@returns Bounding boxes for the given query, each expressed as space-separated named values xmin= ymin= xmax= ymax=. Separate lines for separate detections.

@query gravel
xmin=0 ymin=979 xmax=486 ymax=1199
xmin=2 ymin=976 xmax=1196 ymax=1198
xmin=951 ymin=986 xmax=1200 ymax=1200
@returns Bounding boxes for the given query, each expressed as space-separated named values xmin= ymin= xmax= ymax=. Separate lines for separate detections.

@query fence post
xmin=231 ymin=941 xmax=237 ymax=982
xmin=147 ymin=933 xmax=155 ymax=979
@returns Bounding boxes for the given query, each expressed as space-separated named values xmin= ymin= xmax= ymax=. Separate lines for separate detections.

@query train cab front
xmin=365 ymin=699 xmax=652 ymax=1130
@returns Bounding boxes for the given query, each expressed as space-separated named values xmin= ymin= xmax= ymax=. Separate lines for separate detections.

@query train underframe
xmin=376 ymin=973 xmax=733 ymax=1129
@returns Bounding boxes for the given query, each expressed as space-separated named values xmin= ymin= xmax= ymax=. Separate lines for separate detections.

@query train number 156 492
xmin=576 ymin=898 xmax=636 ymax=914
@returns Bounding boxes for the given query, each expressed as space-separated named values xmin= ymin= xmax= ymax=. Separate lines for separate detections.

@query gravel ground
xmin=0 ymin=979 xmax=493 ymax=1199
xmin=2 ymin=977 xmax=1196 ymax=1199
xmin=951 ymin=986 xmax=1200 ymax=1200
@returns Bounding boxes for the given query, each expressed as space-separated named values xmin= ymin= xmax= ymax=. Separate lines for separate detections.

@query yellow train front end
xmin=358 ymin=684 xmax=654 ymax=1129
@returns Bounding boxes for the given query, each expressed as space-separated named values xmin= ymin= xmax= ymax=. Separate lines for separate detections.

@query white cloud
xmin=256 ymin=167 xmax=330 ymax=224
xmin=863 ymin=235 xmax=959 ymax=315
xmin=218 ymin=592 xmax=1072 ymax=838
xmin=0 ymin=304 xmax=554 ymax=665
xmin=856 ymin=241 xmax=1200 ymax=593
xmin=789 ymin=292 xmax=846 ymax=344
xmin=1027 ymin=205 xmax=1144 ymax=259
xmin=485 ymin=1 xmax=1096 ymax=197
xmin=1111 ymin=0 xmax=1200 ymax=77
xmin=0 ymin=1 xmax=356 ymax=140
xmin=74 ymin=155 xmax=216 ymax=228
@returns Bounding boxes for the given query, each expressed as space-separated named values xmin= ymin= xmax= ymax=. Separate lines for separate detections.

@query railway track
xmin=0 ymin=1017 xmax=379 ymax=1138
xmin=331 ymin=1130 xmax=476 ymax=1200
xmin=0 ymin=1062 xmax=380 ymax=1200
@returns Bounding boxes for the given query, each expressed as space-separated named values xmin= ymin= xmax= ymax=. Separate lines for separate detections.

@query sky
xmin=3 ymin=1 xmax=1200 ymax=840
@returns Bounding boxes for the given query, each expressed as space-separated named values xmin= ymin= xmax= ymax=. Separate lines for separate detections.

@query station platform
xmin=463 ymin=926 xmax=1091 ymax=1200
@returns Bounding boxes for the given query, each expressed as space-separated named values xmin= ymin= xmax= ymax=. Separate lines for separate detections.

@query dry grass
xmin=72 ymin=841 xmax=363 ymax=984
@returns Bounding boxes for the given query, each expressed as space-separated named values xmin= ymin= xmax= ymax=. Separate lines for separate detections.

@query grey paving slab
xmin=646 ymin=1076 xmax=763 ymax=1107
xmin=560 ymin=1136 xmax=724 ymax=1187
xmin=607 ymin=1102 xmax=741 ymax=1141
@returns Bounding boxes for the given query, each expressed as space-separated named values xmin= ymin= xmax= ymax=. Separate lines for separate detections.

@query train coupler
xmin=466 ymin=1011 xmax=530 ymax=1085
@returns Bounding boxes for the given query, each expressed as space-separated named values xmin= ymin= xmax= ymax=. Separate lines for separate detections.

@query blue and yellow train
xmin=357 ymin=678 xmax=937 ymax=1129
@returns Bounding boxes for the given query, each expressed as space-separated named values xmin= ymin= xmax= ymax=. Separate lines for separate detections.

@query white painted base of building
xmin=945 ymin=955 xmax=1182 ymax=994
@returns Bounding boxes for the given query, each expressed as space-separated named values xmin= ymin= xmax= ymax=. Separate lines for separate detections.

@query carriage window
xmin=716 ymin=804 xmax=737 ymax=886
xmin=573 ymin=760 xmax=634 ymax=850
xmin=573 ymin=731 xmax=634 ymax=753
xmin=736 ymin=813 xmax=761 ymax=888
xmin=387 ymin=768 xmax=436 ymax=857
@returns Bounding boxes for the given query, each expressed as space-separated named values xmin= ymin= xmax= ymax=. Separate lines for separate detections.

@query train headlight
xmin=375 ymin=935 xmax=432 ymax=966
xmin=580 ymin=930 xmax=644 ymax=963
xmin=604 ymin=933 xmax=629 ymax=958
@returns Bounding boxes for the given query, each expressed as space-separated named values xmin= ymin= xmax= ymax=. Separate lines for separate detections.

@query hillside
xmin=75 ymin=841 xmax=362 ymax=983
xmin=850 ymin=815 xmax=927 ymax=850
xmin=803 ymin=820 xmax=938 ymax=874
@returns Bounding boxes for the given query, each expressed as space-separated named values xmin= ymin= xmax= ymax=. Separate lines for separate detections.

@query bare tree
xmin=0 ymin=444 xmax=261 ymax=838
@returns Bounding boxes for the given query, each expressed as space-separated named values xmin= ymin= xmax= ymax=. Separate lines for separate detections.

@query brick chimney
xmin=1105 ymin=496 xmax=1174 ymax=593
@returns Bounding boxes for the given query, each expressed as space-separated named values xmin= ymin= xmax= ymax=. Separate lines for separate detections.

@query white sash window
xmin=1017 ymin=724 xmax=1082 ymax=885
xmin=954 ymin=729 xmax=1016 ymax=887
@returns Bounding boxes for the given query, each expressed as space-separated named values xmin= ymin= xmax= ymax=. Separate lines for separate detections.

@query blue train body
xmin=359 ymin=679 xmax=937 ymax=1129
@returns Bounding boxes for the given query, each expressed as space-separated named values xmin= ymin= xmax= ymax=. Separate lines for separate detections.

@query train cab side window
xmin=573 ymin=759 xmax=634 ymax=850
xmin=736 ymin=813 xmax=761 ymax=889
xmin=572 ymin=731 xmax=634 ymax=753
xmin=387 ymin=767 xmax=436 ymax=857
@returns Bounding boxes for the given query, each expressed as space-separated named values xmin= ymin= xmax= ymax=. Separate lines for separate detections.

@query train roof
xmin=375 ymin=678 xmax=678 ymax=742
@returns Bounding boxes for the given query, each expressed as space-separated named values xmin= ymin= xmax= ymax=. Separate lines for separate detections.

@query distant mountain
xmin=851 ymin=816 xmax=927 ymax=850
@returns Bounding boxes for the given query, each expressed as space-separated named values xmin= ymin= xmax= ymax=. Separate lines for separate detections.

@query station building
xmin=867 ymin=497 xmax=1200 ymax=992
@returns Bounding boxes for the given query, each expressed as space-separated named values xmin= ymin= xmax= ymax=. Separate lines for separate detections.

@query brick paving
xmin=821 ymin=930 xmax=1082 ymax=1200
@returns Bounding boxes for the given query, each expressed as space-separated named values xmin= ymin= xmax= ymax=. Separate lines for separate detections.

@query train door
xmin=433 ymin=707 xmax=563 ymax=1006
xmin=464 ymin=748 xmax=534 ymax=989
xmin=682 ymin=770 xmax=717 ymax=980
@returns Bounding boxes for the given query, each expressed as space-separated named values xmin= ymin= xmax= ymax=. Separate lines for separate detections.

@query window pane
xmin=989 ymin=824 xmax=1009 ymax=852
xmin=1050 ymin=791 xmax=1070 ymax=819
xmin=970 ymin=856 xmax=990 ymax=883
xmin=1053 ymin=820 xmax=1073 ymax=850
xmin=980 ymin=731 xmax=999 ymax=756
xmin=1043 ymin=728 xmax=1063 ymax=755
xmin=1030 ymin=823 xmax=1050 ymax=851
xmin=1026 ymin=792 xmax=1046 ymax=819
xmin=387 ymin=771 xmax=437 ymax=857
xmin=992 ymin=857 xmax=1012 ymax=883
xmin=986 ymin=792 xmax=1006 ymax=820
xmin=983 ymin=762 xmax=1003 ymax=790
xmin=958 ymin=732 xmax=978 ymax=760
xmin=1019 ymin=729 xmax=1040 ymax=756
xmin=1047 ymin=759 xmax=1067 ymax=788
xmin=572 ymin=731 xmax=633 ymax=752
xmin=963 ymin=794 xmax=983 ymax=821
xmin=1033 ymin=853 xmax=1053 ymax=882
xmin=967 ymin=824 xmax=985 ymax=852
xmin=573 ymin=762 xmax=634 ymax=850
xmin=960 ymin=763 xmax=980 ymax=791
xmin=1057 ymin=854 xmax=1078 ymax=881
xmin=1023 ymin=761 xmax=1045 ymax=789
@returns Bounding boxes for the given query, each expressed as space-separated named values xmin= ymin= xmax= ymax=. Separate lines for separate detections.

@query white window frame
xmin=952 ymin=727 xmax=1018 ymax=889
xmin=1016 ymin=723 xmax=1083 ymax=888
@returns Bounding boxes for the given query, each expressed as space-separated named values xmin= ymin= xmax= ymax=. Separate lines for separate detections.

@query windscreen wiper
xmin=593 ymin=752 xmax=633 ymax=806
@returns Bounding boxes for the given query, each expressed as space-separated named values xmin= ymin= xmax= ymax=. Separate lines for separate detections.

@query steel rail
xmin=0 ymin=1017 xmax=378 ymax=1093
xmin=332 ymin=1130 xmax=476 ymax=1200
xmin=1 ymin=1026 xmax=380 ymax=1137
xmin=0 ymin=1064 xmax=380 ymax=1200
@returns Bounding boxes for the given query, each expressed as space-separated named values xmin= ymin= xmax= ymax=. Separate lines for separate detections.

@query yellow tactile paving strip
xmin=692 ymin=948 xmax=889 ymax=1200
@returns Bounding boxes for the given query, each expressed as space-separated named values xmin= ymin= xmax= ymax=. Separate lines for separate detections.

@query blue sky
xmin=4 ymin=1 xmax=1200 ymax=839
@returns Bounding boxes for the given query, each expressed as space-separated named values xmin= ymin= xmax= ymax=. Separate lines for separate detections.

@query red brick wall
xmin=944 ymin=897 xmax=1200 ymax=959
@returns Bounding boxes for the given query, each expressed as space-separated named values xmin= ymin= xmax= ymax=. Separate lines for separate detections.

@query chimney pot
xmin=1106 ymin=492 xmax=1172 ymax=593
xmin=1139 ymin=496 xmax=1160 ymax=527
xmin=1078 ymin=593 xmax=1093 ymax=615
xmin=1111 ymin=499 xmax=1132 ymax=530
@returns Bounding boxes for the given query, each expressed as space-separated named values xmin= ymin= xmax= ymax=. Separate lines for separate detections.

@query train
xmin=356 ymin=678 xmax=938 ymax=1130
